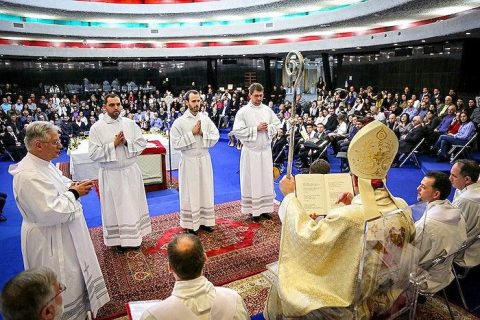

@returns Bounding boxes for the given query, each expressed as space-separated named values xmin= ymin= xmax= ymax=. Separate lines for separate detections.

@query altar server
xmin=89 ymin=93 xmax=151 ymax=252
xmin=170 ymin=90 xmax=219 ymax=234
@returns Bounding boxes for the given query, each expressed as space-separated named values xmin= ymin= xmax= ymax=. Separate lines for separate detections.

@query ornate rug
xmin=56 ymin=161 xmax=179 ymax=189
xmin=93 ymin=200 xmax=281 ymax=319
xmin=109 ymin=272 xmax=478 ymax=320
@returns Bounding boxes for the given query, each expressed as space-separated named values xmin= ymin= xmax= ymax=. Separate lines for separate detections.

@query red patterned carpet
xmin=92 ymin=201 xmax=280 ymax=319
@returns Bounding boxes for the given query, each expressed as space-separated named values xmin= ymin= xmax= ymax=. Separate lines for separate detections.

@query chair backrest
xmin=454 ymin=233 xmax=480 ymax=266
xmin=465 ymin=132 xmax=478 ymax=147
xmin=412 ymin=137 xmax=425 ymax=152
xmin=352 ymin=208 xmax=418 ymax=319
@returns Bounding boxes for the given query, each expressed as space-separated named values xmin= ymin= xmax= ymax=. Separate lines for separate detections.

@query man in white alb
xmin=232 ymin=83 xmax=280 ymax=221
xmin=9 ymin=121 xmax=109 ymax=319
xmin=89 ymin=93 xmax=151 ymax=252
xmin=413 ymin=171 xmax=466 ymax=293
xmin=170 ymin=90 xmax=219 ymax=234
xmin=450 ymin=159 xmax=480 ymax=267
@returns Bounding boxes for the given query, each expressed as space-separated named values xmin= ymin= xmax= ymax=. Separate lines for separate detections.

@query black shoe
xmin=261 ymin=213 xmax=273 ymax=220
xmin=0 ymin=214 xmax=6 ymax=222
xmin=252 ymin=216 xmax=261 ymax=222
xmin=115 ymin=246 xmax=127 ymax=253
xmin=200 ymin=225 xmax=214 ymax=233
xmin=185 ymin=229 xmax=198 ymax=235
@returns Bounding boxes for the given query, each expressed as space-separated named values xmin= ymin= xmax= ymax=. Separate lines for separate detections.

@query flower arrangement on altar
xmin=68 ymin=136 xmax=85 ymax=151
xmin=146 ymin=128 xmax=168 ymax=138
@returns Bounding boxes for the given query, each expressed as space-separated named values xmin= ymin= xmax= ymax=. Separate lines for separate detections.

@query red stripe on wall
xmin=0 ymin=10 xmax=475 ymax=50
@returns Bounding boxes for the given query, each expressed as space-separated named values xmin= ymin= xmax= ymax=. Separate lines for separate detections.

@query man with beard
xmin=170 ymin=90 xmax=219 ymax=234
xmin=88 ymin=93 xmax=151 ymax=252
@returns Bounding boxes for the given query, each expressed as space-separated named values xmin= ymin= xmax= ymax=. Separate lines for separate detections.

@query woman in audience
xmin=434 ymin=112 xmax=476 ymax=161
xmin=396 ymin=113 xmax=413 ymax=137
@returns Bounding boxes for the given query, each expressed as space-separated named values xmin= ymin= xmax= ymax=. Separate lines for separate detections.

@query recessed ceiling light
xmin=466 ymin=32 xmax=471 ymax=35
xmin=421 ymin=40 xmax=426 ymax=43
xmin=394 ymin=43 xmax=398 ymax=46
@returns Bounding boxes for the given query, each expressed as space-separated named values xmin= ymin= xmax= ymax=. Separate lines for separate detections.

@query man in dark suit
xmin=324 ymin=108 xmax=338 ymax=133
xmin=393 ymin=116 xmax=424 ymax=166
xmin=60 ymin=116 xmax=74 ymax=148
xmin=297 ymin=123 xmax=330 ymax=170
xmin=72 ymin=115 xmax=87 ymax=136
xmin=2 ymin=125 xmax=27 ymax=161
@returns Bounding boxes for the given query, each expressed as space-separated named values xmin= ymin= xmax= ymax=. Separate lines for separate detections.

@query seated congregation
xmin=2 ymin=120 xmax=479 ymax=320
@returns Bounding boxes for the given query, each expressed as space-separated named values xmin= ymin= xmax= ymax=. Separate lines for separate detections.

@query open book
xmin=295 ymin=173 xmax=354 ymax=217
xmin=126 ymin=300 xmax=162 ymax=320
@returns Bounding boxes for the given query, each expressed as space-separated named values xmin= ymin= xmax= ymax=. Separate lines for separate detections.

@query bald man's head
xmin=167 ymin=234 xmax=206 ymax=280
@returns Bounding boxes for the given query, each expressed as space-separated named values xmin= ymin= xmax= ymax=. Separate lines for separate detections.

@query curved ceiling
xmin=0 ymin=0 xmax=478 ymax=58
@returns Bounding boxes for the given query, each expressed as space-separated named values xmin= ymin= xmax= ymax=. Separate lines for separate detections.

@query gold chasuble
xmin=267 ymin=121 xmax=416 ymax=319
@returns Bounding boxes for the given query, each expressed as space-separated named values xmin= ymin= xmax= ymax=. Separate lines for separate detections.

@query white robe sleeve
xmin=170 ymin=121 xmax=196 ymax=151
xmin=232 ymin=111 xmax=257 ymax=142
xmin=14 ymin=173 xmax=79 ymax=226
xmin=278 ymin=194 xmax=295 ymax=224
xmin=126 ymin=122 xmax=147 ymax=158
xmin=267 ymin=109 xmax=281 ymax=139
xmin=202 ymin=118 xmax=220 ymax=148
xmin=233 ymin=295 xmax=250 ymax=320
xmin=88 ymin=125 xmax=117 ymax=162
xmin=413 ymin=222 xmax=442 ymax=268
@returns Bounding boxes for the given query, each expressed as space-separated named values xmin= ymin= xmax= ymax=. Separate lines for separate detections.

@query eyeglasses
xmin=41 ymin=282 xmax=66 ymax=311
xmin=40 ymin=139 xmax=62 ymax=146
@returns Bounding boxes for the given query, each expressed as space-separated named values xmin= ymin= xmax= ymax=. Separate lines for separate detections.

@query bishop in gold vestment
xmin=265 ymin=121 xmax=416 ymax=319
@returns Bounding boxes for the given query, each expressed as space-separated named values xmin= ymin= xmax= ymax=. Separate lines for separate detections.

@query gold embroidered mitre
xmin=348 ymin=120 xmax=399 ymax=219
xmin=348 ymin=120 xmax=398 ymax=180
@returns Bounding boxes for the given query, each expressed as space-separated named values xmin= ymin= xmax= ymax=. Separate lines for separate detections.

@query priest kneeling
xmin=265 ymin=121 xmax=416 ymax=319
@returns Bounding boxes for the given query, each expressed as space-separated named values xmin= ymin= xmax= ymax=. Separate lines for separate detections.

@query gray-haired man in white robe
xmin=9 ymin=121 xmax=109 ymax=319
xmin=450 ymin=159 xmax=480 ymax=267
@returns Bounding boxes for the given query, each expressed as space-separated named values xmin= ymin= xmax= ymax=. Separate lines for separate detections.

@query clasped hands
xmin=70 ymin=180 xmax=94 ymax=196
xmin=192 ymin=120 xmax=203 ymax=136
xmin=257 ymin=122 xmax=268 ymax=132
xmin=114 ymin=131 xmax=127 ymax=147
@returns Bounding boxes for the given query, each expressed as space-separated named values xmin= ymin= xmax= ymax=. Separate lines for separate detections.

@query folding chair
xmin=399 ymin=138 xmax=425 ymax=168
xmin=452 ymin=234 xmax=480 ymax=311
xmin=409 ymin=251 xmax=457 ymax=320
xmin=448 ymin=133 xmax=478 ymax=163
xmin=336 ymin=151 xmax=348 ymax=172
